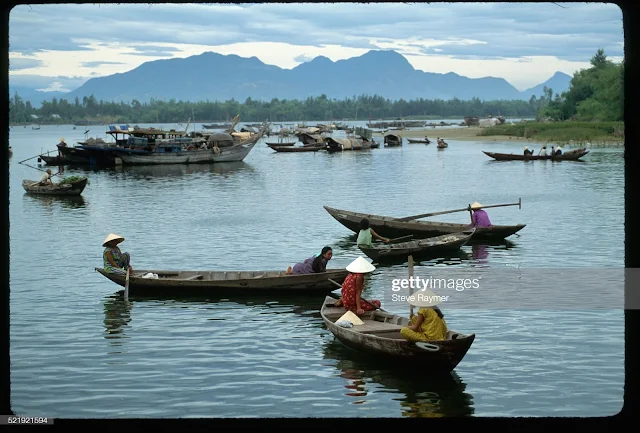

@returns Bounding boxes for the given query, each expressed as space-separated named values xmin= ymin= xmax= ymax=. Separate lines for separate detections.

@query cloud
xmin=81 ymin=61 xmax=127 ymax=68
xmin=36 ymin=81 xmax=72 ymax=92
xmin=9 ymin=57 xmax=44 ymax=70
xmin=293 ymin=54 xmax=315 ymax=63
xmin=130 ymin=45 xmax=182 ymax=57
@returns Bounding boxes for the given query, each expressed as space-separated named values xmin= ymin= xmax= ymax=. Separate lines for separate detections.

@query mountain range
xmin=10 ymin=50 xmax=573 ymax=106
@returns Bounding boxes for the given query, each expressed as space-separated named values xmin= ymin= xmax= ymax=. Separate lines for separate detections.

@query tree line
xmin=9 ymin=93 xmax=540 ymax=125
xmin=536 ymin=49 xmax=623 ymax=122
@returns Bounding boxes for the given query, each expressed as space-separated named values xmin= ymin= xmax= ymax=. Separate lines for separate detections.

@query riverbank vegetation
xmin=10 ymin=94 xmax=538 ymax=125
xmin=477 ymin=121 xmax=624 ymax=144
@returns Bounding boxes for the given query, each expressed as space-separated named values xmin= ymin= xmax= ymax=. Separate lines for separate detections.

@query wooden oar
xmin=389 ymin=234 xmax=413 ymax=243
xmin=327 ymin=278 xmax=380 ymax=310
xmin=397 ymin=198 xmax=522 ymax=222
xmin=124 ymin=268 xmax=130 ymax=302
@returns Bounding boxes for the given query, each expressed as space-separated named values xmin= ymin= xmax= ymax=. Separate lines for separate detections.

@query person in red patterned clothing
xmin=333 ymin=256 xmax=380 ymax=315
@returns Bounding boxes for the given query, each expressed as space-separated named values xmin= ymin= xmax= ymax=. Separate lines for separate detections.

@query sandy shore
xmin=371 ymin=126 xmax=533 ymax=144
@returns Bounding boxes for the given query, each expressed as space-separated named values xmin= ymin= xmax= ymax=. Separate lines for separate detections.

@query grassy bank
xmin=476 ymin=121 xmax=624 ymax=145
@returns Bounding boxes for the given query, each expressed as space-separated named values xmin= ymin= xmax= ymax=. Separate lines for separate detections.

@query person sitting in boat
xmin=103 ymin=233 xmax=133 ymax=275
xmin=554 ymin=146 xmax=563 ymax=156
xmin=550 ymin=146 xmax=555 ymax=156
xmin=287 ymin=246 xmax=333 ymax=275
xmin=538 ymin=145 xmax=547 ymax=156
xmin=400 ymin=290 xmax=448 ymax=342
xmin=39 ymin=169 xmax=53 ymax=185
xmin=357 ymin=218 xmax=390 ymax=248
xmin=332 ymin=256 xmax=381 ymax=315
xmin=469 ymin=202 xmax=492 ymax=227
xmin=523 ymin=146 xmax=533 ymax=156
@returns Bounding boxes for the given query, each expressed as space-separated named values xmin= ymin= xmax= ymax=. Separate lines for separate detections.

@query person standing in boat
xmin=103 ymin=233 xmax=133 ymax=275
xmin=288 ymin=246 xmax=333 ymax=275
xmin=400 ymin=291 xmax=448 ymax=341
xmin=39 ymin=169 xmax=53 ymax=185
xmin=469 ymin=202 xmax=492 ymax=227
xmin=357 ymin=218 xmax=390 ymax=248
xmin=332 ymin=256 xmax=381 ymax=315
xmin=538 ymin=145 xmax=547 ymax=156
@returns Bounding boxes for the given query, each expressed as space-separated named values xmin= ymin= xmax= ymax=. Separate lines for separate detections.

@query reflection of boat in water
xmin=322 ymin=341 xmax=474 ymax=416
xmin=103 ymin=293 xmax=132 ymax=343
xmin=117 ymin=161 xmax=254 ymax=178
xmin=23 ymin=192 xmax=88 ymax=209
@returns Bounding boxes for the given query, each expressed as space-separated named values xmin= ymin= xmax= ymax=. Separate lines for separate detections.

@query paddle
xmin=389 ymin=234 xmax=413 ymax=243
xmin=397 ymin=197 xmax=522 ymax=222
xmin=327 ymin=278 xmax=380 ymax=311
xmin=124 ymin=268 xmax=130 ymax=302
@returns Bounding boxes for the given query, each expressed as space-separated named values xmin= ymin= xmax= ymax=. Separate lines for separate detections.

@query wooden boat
xmin=383 ymin=133 xmax=402 ymax=147
xmin=265 ymin=141 xmax=297 ymax=146
xmin=38 ymin=154 xmax=68 ymax=165
xmin=268 ymin=144 xmax=323 ymax=152
xmin=321 ymin=296 xmax=475 ymax=370
xmin=407 ymin=138 xmax=431 ymax=144
xmin=112 ymin=128 xmax=265 ymax=165
xmin=483 ymin=148 xmax=589 ymax=161
xmin=22 ymin=177 xmax=88 ymax=196
xmin=359 ymin=229 xmax=475 ymax=262
xmin=323 ymin=205 xmax=525 ymax=241
xmin=437 ymin=140 xmax=448 ymax=149
xmin=95 ymin=267 xmax=349 ymax=295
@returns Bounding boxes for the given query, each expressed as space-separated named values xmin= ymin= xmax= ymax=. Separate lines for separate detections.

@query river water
xmin=7 ymin=122 xmax=624 ymax=418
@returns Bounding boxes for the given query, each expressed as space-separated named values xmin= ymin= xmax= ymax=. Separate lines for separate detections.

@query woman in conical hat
xmin=333 ymin=256 xmax=380 ymax=315
xmin=400 ymin=288 xmax=448 ymax=341
xmin=469 ymin=201 xmax=492 ymax=227
xmin=102 ymin=233 xmax=133 ymax=275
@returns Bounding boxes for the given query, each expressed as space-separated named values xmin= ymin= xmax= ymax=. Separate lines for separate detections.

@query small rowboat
xmin=407 ymin=138 xmax=431 ymax=144
xmin=22 ymin=177 xmax=88 ymax=196
xmin=268 ymin=144 xmax=324 ymax=152
xmin=359 ymin=229 xmax=475 ymax=262
xmin=323 ymin=205 xmax=525 ymax=241
xmin=437 ymin=141 xmax=448 ymax=149
xmin=321 ymin=296 xmax=475 ymax=370
xmin=483 ymin=148 xmax=589 ymax=161
xmin=265 ymin=141 xmax=297 ymax=146
xmin=95 ymin=267 xmax=349 ymax=295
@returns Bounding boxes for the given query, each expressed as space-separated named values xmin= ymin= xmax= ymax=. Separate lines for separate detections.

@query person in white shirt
xmin=538 ymin=146 xmax=547 ymax=156
xmin=39 ymin=169 xmax=53 ymax=185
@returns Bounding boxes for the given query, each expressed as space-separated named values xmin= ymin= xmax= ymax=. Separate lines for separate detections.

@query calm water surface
xmin=8 ymin=123 xmax=624 ymax=418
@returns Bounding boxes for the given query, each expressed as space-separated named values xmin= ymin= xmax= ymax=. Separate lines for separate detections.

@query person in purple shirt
xmin=470 ymin=202 xmax=492 ymax=227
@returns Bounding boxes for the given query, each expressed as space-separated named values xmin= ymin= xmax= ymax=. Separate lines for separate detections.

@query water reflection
xmin=103 ymin=293 xmax=132 ymax=345
xmin=23 ymin=194 xmax=87 ymax=210
xmin=115 ymin=161 xmax=255 ymax=179
xmin=323 ymin=341 xmax=474 ymax=416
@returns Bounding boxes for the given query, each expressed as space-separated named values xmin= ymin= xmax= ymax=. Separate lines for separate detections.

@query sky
xmin=8 ymin=2 xmax=624 ymax=93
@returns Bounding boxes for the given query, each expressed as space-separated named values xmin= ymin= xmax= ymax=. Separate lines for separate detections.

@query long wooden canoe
xmin=359 ymin=229 xmax=475 ymax=262
xmin=95 ymin=267 xmax=349 ymax=295
xmin=22 ymin=177 xmax=88 ymax=196
xmin=265 ymin=141 xmax=297 ymax=146
xmin=321 ymin=296 xmax=475 ymax=370
xmin=323 ymin=205 xmax=525 ymax=240
xmin=268 ymin=144 xmax=324 ymax=152
xmin=483 ymin=148 xmax=589 ymax=161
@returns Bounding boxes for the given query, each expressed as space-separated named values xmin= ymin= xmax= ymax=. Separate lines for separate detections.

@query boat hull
xmin=483 ymin=149 xmax=589 ymax=161
xmin=95 ymin=267 xmax=349 ymax=295
xmin=359 ymin=229 xmax=475 ymax=262
xmin=321 ymin=296 xmax=475 ymax=370
xmin=22 ymin=178 xmax=88 ymax=196
xmin=268 ymin=144 xmax=323 ymax=152
xmin=324 ymin=205 xmax=525 ymax=240
xmin=114 ymin=141 xmax=258 ymax=165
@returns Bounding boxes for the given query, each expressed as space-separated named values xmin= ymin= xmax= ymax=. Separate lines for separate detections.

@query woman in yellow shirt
xmin=400 ymin=291 xmax=448 ymax=341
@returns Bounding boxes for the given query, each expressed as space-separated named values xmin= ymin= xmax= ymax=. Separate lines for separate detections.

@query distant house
xmin=51 ymin=114 xmax=61 ymax=119
xmin=30 ymin=114 xmax=39 ymax=119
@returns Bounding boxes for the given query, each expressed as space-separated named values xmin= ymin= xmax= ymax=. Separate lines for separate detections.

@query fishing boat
xmin=268 ymin=144 xmax=324 ymax=152
xmin=383 ymin=133 xmax=402 ymax=147
xmin=38 ymin=154 xmax=68 ymax=165
xmin=324 ymin=137 xmax=375 ymax=152
xmin=323 ymin=205 xmax=525 ymax=240
xmin=320 ymin=296 xmax=475 ymax=370
xmin=407 ymin=138 xmax=431 ymax=144
xmin=265 ymin=141 xmax=297 ymax=146
xmin=483 ymin=148 xmax=589 ymax=161
xmin=359 ymin=229 xmax=475 ymax=262
xmin=95 ymin=267 xmax=349 ymax=295
xmin=111 ymin=128 xmax=265 ymax=165
xmin=22 ymin=177 xmax=88 ymax=196
xmin=437 ymin=139 xmax=448 ymax=149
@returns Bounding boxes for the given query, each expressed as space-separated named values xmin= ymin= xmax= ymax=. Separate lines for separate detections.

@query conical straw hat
xmin=470 ymin=202 xmax=483 ymax=210
xmin=524 ymin=146 xmax=528 ymax=150
xmin=102 ymin=233 xmax=125 ymax=247
xmin=407 ymin=288 xmax=443 ymax=307
xmin=59 ymin=137 xmax=65 ymax=142
xmin=346 ymin=256 xmax=376 ymax=273
xmin=337 ymin=310 xmax=364 ymax=325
